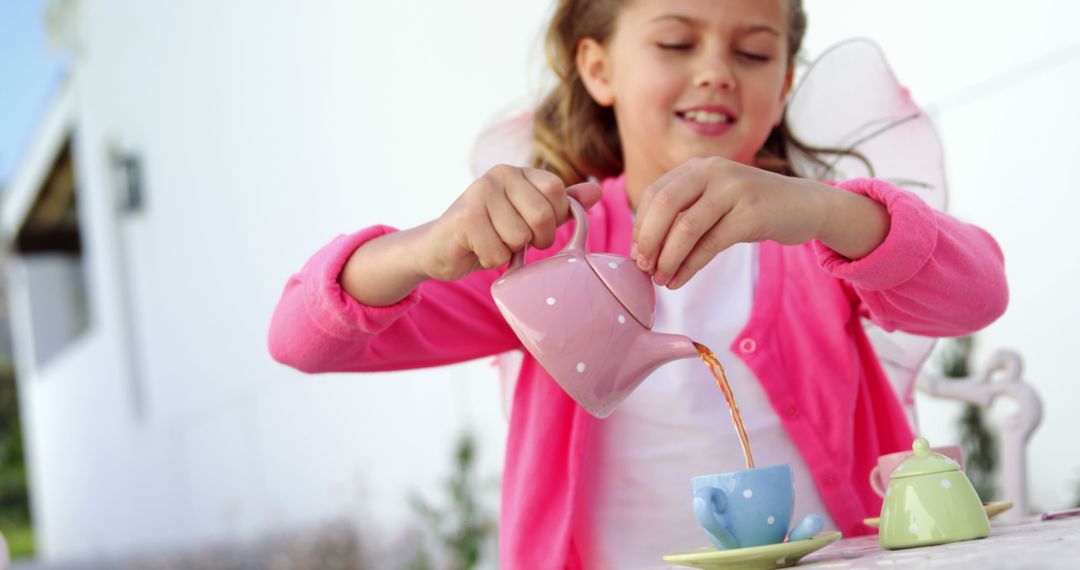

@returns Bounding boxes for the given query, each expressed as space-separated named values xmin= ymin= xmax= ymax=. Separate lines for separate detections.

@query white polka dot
xmin=568 ymin=257 xmax=578 ymax=263
xmin=908 ymin=523 xmax=918 ymax=534
xmin=767 ymin=516 xmax=776 ymax=525
xmin=940 ymin=479 xmax=952 ymax=489
xmin=546 ymin=297 xmax=556 ymax=305
xmin=608 ymin=261 xmax=618 ymax=269
xmin=743 ymin=489 xmax=753 ymax=499
xmin=576 ymin=362 xmax=586 ymax=373
xmin=896 ymin=464 xmax=905 ymax=472
xmin=617 ymin=314 xmax=626 ymax=324
xmin=496 ymin=279 xmax=506 ymax=285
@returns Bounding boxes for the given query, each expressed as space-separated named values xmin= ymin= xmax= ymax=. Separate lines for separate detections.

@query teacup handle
xmin=869 ymin=465 xmax=887 ymax=497
xmin=693 ymin=487 xmax=740 ymax=550
xmin=504 ymin=191 xmax=591 ymax=274
xmin=786 ymin=514 xmax=824 ymax=541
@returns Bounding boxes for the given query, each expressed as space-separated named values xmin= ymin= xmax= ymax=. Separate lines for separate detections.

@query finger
xmin=486 ymin=189 xmax=535 ymax=252
xmin=634 ymin=169 xmax=704 ymax=273
xmin=633 ymin=162 xmax=692 ymax=246
xmin=652 ymin=195 xmax=732 ymax=286
xmin=468 ymin=208 xmax=514 ymax=269
xmin=666 ymin=217 xmax=744 ymax=289
xmin=509 ymin=169 xmax=560 ymax=249
xmin=566 ymin=181 xmax=603 ymax=210
xmin=521 ymin=167 xmax=569 ymax=218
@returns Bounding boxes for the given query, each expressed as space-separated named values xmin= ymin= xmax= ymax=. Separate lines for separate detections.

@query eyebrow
xmin=649 ymin=14 xmax=782 ymax=37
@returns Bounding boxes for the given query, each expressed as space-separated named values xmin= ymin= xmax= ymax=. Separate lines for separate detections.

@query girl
xmin=269 ymin=0 xmax=1008 ymax=567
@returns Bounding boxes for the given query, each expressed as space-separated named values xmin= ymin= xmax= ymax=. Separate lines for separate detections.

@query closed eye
xmin=657 ymin=43 xmax=694 ymax=51
xmin=737 ymin=51 xmax=770 ymax=62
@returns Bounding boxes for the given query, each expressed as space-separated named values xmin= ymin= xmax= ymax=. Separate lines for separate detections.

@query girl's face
xmin=579 ymin=0 xmax=793 ymax=187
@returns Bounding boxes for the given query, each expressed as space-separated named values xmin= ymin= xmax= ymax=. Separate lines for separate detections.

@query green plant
xmin=0 ymin=358 xmax=33 ymax=558
xmin=0 ymin=524 xmax=34 ymax=560
xmin=937 ymin=336 xmax=997 ymax=502
xmin=403 ymin=542 xmax=433 ymax=570
xmin=409 ymin=432 xmax=496 ymax=570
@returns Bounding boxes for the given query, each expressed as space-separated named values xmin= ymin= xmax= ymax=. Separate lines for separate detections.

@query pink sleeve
xmin=812 ymin=178 xmax=1008 ymax=336
xmin=267 ymin=225 xmax=519 ymax=373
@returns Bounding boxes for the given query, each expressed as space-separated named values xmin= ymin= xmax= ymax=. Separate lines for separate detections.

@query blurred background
xmin=0 ymin=0 xmax=1077 ymax=568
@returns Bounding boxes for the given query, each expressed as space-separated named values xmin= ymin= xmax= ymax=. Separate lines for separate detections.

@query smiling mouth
xmin=676 ymin=110 xmax=735 ymax=125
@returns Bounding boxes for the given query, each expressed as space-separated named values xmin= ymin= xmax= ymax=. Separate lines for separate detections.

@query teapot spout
xmin=582 ymin=331 xmax=700 ymax=418
xmin=635 ymin=330 xmax=700 ymax=375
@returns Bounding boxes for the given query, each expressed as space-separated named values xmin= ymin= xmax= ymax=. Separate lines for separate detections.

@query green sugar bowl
xmin=879 ymin=437 xmax=990 ymax=549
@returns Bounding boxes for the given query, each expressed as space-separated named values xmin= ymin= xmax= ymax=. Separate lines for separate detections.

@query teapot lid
xmin=891 ymin=437 xmax=961 ymax=479
xmin=585 ymin=254 xmax=656 ymax=329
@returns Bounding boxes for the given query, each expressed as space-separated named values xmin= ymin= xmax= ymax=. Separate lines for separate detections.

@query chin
xmin=682 ymin=147 xmax=738 ymax=163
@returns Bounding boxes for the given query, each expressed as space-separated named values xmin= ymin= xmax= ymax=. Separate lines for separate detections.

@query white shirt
xmin=573 ymin=243 xmax=834 ymax=569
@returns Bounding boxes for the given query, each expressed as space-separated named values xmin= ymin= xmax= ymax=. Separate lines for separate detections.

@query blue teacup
xmin=692 ymin=464 xmax=823 ymax=550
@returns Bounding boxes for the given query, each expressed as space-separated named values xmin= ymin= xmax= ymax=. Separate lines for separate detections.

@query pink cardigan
xmin=268 ymin=176 xmax=1007 ymax=569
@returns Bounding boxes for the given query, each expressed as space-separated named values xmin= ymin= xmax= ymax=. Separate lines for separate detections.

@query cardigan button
xmin=783 ymin=404 xmax=799 ymax=418
xmin=824 ymin=473 xmax=840 ymax=487
xmin=738 ymin=338 xmax=757 ymax=354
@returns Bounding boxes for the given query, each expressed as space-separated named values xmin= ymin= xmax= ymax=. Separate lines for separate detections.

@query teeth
xmin=684 ymin=110 xmax=729 ymax=124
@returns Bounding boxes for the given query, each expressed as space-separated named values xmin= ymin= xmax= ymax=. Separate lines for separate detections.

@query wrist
xmin=340 ymin=225 xmax=431 ymax=306
xmin=804 ymin=179 xmax=839 ymax=244
xmin=404 ymin=222 xmax=437 ymax=283
xmin=813 ymin=182 xmax=891 ymax=260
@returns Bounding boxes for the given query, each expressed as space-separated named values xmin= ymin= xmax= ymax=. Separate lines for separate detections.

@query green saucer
xmin=662 ymin=531 xmax=842 ymax=570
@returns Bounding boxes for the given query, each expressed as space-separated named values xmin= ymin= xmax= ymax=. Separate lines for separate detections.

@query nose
xmin=694 ymin=55 xmax=736 ymax=91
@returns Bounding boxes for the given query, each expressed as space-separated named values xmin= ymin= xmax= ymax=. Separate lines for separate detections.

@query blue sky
xmin=0 ymin=0 xmax=69 ymax=188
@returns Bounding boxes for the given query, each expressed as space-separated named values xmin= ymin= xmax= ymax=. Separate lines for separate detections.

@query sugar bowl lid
xmin=891 ymin=437 xmax=961 ymax=479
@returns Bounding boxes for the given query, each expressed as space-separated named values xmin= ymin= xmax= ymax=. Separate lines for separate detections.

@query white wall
xmin=10 ymin=254 xmax=86 ymax=367
xmin=804 ymin=0 xmax=1080 ymax=511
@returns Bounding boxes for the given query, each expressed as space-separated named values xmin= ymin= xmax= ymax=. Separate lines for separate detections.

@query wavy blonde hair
xmin=530 ymin=0 xmax=853 ymax=184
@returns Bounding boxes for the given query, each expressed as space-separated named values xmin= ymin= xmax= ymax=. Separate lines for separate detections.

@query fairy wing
xmin=786 ymin=38 xmax=947 ymax=430
xmin=471 ymin=107 xmax=535 ymax=176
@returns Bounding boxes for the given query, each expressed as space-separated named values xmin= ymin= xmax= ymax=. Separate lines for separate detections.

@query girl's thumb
xmin=567 ymin=182 xmax=603 ymax=210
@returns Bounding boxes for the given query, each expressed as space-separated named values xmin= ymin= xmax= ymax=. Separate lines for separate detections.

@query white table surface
xmin=654 ymin=515 xmax=1080 ymax=570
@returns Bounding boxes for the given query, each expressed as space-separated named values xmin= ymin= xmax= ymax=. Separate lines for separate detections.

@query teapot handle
xmin=505 ymin=192 xmax=590 ymax=274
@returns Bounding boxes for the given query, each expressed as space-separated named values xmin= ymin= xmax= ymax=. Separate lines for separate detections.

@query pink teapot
xmin=491 ymin=196 xmax=699 ymax=418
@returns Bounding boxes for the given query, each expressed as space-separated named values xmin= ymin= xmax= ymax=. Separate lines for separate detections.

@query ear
xmin=577 ymin=37 xmax=615 ymax=107
xmin=774 ymin=65 xmax=795 ymax=126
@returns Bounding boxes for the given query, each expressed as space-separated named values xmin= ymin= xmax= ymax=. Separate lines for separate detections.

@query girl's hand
xmin=632 ymin=157 xmax=832 ymax=289
xmin=417 ymin=165 xmax=602 ymax=281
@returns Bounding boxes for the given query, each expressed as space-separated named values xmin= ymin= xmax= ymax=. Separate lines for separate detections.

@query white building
xmin=3 ymin=0 xmax=1079 ymax=565
xmin=1 ymin=0 xmax=556 ymax=564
